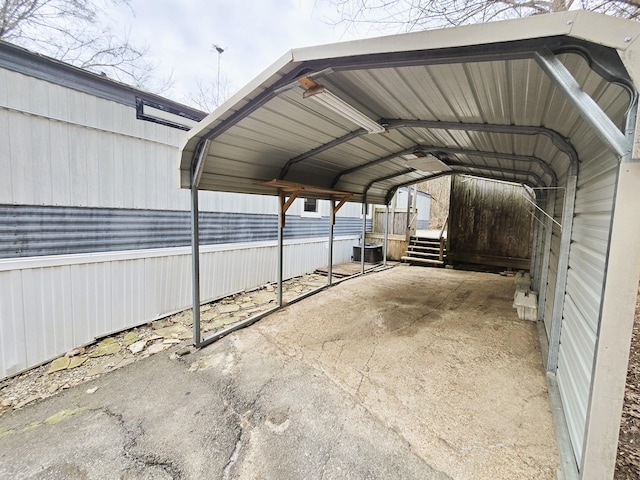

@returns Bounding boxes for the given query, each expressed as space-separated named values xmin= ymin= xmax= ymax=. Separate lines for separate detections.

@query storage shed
xmin=179 ymin=12 xmax=640 ymax=479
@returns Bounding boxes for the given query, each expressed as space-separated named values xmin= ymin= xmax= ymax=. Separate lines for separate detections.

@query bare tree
xmin=0 ymin=0 xmax=166 ymax=90
xmin=327 ymin=0 xmax=640 ymax=33
xmin=187 ymin=75 xmax=233 ymax=112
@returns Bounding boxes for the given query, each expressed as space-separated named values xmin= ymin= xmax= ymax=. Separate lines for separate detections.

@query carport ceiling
xmin=179 ymin=11 xmax=638 ymax=205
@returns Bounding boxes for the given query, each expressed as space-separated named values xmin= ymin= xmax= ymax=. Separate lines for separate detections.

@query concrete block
xmin=513 ymin=288 xmax=537 ymax=321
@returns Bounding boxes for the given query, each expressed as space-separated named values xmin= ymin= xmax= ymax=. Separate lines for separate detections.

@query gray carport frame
xmin=180 ymin=11 xmax=640 ymax=479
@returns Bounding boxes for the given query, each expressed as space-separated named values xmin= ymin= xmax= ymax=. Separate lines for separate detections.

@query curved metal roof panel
xmin=179 ymin=11 xmax=640 ymax=204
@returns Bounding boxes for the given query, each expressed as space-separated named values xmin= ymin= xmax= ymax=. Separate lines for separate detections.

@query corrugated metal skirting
xmin=0 ymin=204 xmax=369 ymax=258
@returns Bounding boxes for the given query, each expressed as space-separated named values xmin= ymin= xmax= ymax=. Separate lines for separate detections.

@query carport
xmin=179 ymin=11 xmax=640 ymax=479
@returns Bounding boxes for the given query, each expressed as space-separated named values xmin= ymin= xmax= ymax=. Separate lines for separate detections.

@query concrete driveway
xmin=0 ymin=266 xmax=559 ymax=479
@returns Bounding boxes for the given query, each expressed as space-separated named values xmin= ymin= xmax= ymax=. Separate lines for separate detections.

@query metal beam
xmin=191 ymin=140 xmax=209 ymax=190
xmin=280 ymin=129 xmax=365 ymax=180
xmin=383 ymin=167 xmax=542 ymax=205
xmin=361 ymin=200 xmax=366 ymax=274
xmin=534 ymin=49 xmax=629 ymax=158
xmin=383 ymin=204 xmax=389 ymax=266
xmin=388 ymin=119 xmax=579 ymax=170
xmin=547 ymin=172 xmax=577 ymax=373
xmin=277 ymin=191 xmax=285 ymax=307
xmin=190 ymin=184 xmax=202 ymax=347
xmin=537 ymin=190 xmax=556 ymax=328
xmin=334 ymin=144 xmax=557 ymax=189
xmin=328 ymin=197 xmax=335 ymax=285
xmin=190 ymin=137 xmax=210 ymax=347
xmin=529 ymin=201 xmax=542 ymax=287
xmin=363 ymin=164 xmax=547 ymax=209
xmin=332 ymin=148 xmax=420 ymax=188
xmin=280 ymin=119 xmax=576 ymax=184
xmin=364 ymin=168 xmax=416 ymax=193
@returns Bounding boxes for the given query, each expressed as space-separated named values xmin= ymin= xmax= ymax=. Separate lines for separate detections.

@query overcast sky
xmin=109 ymin=0 xmax=380 ymax=109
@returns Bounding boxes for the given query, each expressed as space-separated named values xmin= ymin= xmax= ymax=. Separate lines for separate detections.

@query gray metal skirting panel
xmin=0 ymin=205 xmax=371 ymax=258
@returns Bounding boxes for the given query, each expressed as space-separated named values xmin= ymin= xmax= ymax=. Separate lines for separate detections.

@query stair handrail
xmin=410 ymin=212 xmax=418 ymax=230
xmin=438 ymin=215 xmax=448 ymax=241
xmin=438 ymin=215 xmax=448 ymax=262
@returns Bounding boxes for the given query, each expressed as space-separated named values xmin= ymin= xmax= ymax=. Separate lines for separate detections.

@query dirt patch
xmin=615 ymin=285 xmax=640 ymax=479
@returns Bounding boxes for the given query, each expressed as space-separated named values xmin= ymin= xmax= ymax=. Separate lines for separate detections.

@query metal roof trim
xmin=289 ymin=12 xmax=578 ymax=62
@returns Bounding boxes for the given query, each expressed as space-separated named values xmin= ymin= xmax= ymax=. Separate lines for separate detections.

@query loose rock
xmin=217 ymin=304 xmax=240 ymax=314
xmin=146 ymin=343 xmax=166 ymax=355
xmin=67 ymin=357 xmax=86 ymax=369
xmin=47 ymin=357 xmax=70 ymax=374
xmin=128 ymin=339 xmax=147 ymax=354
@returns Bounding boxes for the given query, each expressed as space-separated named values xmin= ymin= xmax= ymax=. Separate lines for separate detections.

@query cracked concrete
xmin=0 ymin=266 xmax=558 ymax=479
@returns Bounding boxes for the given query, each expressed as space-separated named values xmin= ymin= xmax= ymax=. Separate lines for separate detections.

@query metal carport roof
xmin=179 ymin=11 xmax=640 ymax=480
xmin=179 ymin=11 xmax=634 ymax=206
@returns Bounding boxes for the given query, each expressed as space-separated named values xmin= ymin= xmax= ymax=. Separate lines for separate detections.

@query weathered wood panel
xmin=448 ymin=175 xmax=533 ymax=268
xmin=373 ymin=209 xmax=415 ymax=236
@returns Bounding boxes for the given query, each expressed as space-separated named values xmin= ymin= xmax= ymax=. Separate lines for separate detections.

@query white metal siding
xmin=0 ymin=236 xmax=358 ymax=379
xmin=556 ymin=145 xmax=618 ymax=465
xmin=0 ymin=67 xmax=364 ymax=218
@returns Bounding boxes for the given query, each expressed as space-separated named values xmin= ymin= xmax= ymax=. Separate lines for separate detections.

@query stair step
xmin=401 ymin=256 xmax=444 ymax=265
xmin=408 ymin=245 xmax=441 ymax=253
xmin=405 ymin=250 xmax=443 ymax=259
xmin=410 ymin=239 xmax=441 ymax=245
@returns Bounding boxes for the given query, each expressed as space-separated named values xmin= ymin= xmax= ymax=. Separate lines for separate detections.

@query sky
xmin=109 ymin=0 xmax=382 ymax=109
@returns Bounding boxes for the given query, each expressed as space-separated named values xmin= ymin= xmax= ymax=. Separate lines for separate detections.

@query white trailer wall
xmin=0 ymin=44 xmax=365 ymax=379
xmin=0 ymin=66 xmax=362 ymax=218
xmin=0 ymin=237 xmax=357 ymax=378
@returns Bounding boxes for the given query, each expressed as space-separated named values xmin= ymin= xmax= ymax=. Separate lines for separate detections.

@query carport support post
xmin=361 ymin=200 xmax=366 ymax=274
xmin=383 ymin=204 xmax=389 ymax=266
xmin=190 ymin=139 xmax=209 ymax=348
xmin=328 ymin=197 xmax=335 ymax=285
xmin=190 ymin=185 xmax=201 ymax=346
xmin=278 ymin=191 xmax=285 ymax=307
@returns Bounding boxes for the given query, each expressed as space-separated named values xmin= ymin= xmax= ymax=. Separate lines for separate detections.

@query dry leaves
xmin=615 ymin=288 xmax=640 ymax=479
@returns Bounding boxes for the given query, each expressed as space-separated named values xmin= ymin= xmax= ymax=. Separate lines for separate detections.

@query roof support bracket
xmin=279 ymin=189 xmax=301 ymax=228
xmin=534 ymin=49 xmax=629 ymax=158
xmin=331 ymin=194 xmax=352 ymax=224
xmin=191 ymin=140 xmax=210 ymax=189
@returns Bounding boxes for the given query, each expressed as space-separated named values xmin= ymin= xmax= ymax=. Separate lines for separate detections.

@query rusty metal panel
xmin=448 ymin=176 xmax=533 ymax=268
